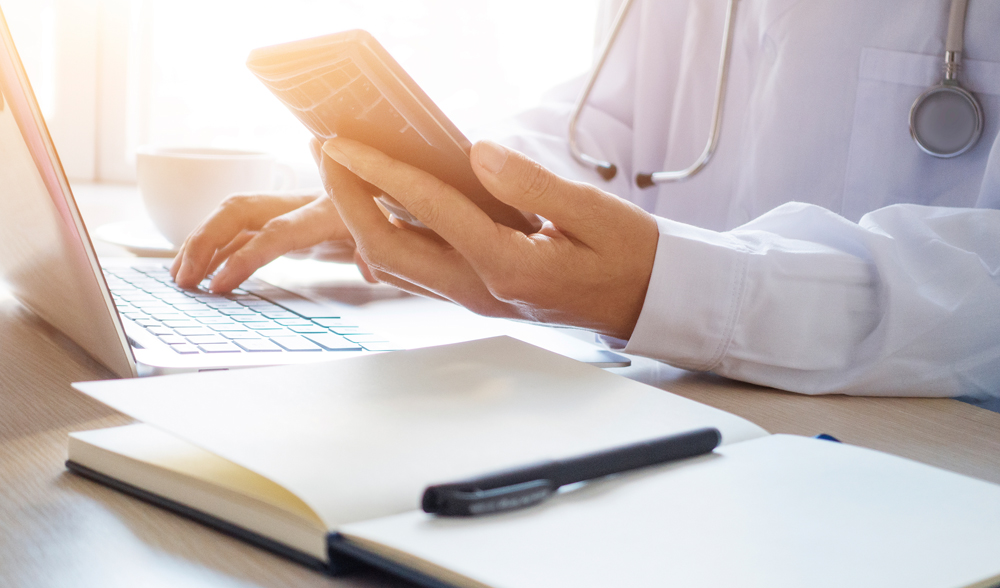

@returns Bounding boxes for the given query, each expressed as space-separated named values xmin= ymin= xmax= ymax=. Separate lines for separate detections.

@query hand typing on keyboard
xmin=171 ymin=142 xmax=355 ymax=294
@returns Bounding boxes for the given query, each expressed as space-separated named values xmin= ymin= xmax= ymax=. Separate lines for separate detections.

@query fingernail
xmin=322 ymin=140 xmax=349 ymax=166
xmin=476 ymin=141 xmax=508 ymax=175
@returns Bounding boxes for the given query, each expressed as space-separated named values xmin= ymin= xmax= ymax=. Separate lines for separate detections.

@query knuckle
xmin=261 ymin=215 xmax=292 ymax=234
xmin=220 ymin=193 xmax=255 ymax=210
xmin=390 ymin=177 xmax=449 ymax=227
xmin=516 ymin=162 xmax=553 ymax=203
xmin=356 ymin=240 xmax=388 ymax=273
xmin=484 ymin=268 xmax=524 ymax=303
xmin=368 ymin=268 xmax=394 ymax=286
xmin=224 ymin=249 xmax=258 ymax=275
xmin=259 ymin=218 xmax=298 ymax=249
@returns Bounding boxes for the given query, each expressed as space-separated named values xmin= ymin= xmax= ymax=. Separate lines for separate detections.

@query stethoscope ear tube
xmin=566 ymin=0 xmax=633 ymax=182
xmin=571 ymin=0 xmax=984 ymax=191
xmin=568 ymin=0 xmax=741 ymax=189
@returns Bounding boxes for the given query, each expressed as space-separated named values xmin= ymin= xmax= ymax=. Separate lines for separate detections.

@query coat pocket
xmin=841 ymin=47 xmax=1000 ymax=221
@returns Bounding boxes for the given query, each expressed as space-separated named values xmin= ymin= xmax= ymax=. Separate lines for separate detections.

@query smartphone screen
xmin=247 ymin=30 xmax=536 ymax=234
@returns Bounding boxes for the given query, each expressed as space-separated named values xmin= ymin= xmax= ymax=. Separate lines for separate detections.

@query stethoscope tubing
xmin=571 ymin=0 xmax=984 ymax=189
xmin=568 ymin=0 xmax=739 ymax=188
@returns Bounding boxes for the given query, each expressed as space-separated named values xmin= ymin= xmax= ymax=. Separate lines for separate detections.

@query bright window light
xmin=2 ymin=0 xmax=600 ymax=183
xmin=139 ymin=0 xmax=600 ymax=184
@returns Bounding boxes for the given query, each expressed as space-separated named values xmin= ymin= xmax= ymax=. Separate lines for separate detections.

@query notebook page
xmin=73 ymin=337 xmax=767 ymax=530
xmin=340 ymin=435 xmax=1000 ymax=588
xmin=69 ymin=424 xmax=328 ymax=559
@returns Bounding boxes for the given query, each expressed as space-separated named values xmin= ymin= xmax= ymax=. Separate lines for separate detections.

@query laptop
xmin=0 ymin=8 xmax=629 ymax=377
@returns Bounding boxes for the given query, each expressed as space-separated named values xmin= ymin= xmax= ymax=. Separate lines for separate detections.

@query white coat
xmin=496 ymin=0 xmax=1000 ymax=396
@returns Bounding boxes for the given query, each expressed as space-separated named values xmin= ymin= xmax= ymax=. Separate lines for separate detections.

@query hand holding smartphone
xmin=246 ymin=30 xmax=536 ymax=234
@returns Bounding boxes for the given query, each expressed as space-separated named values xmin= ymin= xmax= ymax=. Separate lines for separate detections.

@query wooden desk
xmin=3 ymin=184 xmax=1000 ymax=588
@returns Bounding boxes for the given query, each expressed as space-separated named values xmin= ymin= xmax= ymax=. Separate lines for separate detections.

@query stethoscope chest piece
xmin=910 ymin=82 xmax=983 ymax=158
xmin=909 ymin=0 xmax=984 ymax=159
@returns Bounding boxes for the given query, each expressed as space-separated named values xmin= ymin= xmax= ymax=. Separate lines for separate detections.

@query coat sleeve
xmin=619 ymin=201 xmax=1000 ymax=397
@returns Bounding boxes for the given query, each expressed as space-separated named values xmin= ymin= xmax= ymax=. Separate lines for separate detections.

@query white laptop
xmin=0 ymin=8 xmax=629 ymax=377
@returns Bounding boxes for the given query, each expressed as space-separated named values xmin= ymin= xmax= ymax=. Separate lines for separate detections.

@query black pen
xmin=421 ymin=427 xmax=721 ymax=517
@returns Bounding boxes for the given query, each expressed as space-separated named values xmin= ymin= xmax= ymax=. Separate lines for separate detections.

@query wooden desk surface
xmin=3 ymin=184 xmax=1000 ymax=588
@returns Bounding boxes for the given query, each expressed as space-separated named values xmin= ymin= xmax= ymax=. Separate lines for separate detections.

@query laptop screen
xmin=0 ymin=8 xmax=135 ymax=377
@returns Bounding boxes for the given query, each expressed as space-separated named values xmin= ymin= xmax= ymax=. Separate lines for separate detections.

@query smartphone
xmin=246 ymin=30 xmax=536 ymax=234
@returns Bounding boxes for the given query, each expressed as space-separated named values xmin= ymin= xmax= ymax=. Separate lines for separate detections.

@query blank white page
xmin=341 ymin=435 xmax=1000 ymax=588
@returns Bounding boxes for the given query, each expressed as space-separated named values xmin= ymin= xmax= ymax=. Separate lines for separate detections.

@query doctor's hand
xmin=171 ymin=139 xmax=357 ymax=292
xmin=319 ymin=138 xmax=659 ymax=340
xmin=170 ymin=191 xmax=355 ymax=293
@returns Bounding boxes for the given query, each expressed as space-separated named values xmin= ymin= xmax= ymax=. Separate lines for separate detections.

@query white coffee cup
xmin=136 ymin=147 xmax=294 ymax=247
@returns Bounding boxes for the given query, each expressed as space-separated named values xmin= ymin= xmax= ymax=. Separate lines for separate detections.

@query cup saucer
xmin=93 ymin=220 xmax=179 ymax=258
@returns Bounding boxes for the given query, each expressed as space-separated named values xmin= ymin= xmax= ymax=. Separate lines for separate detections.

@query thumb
xmin=471 ymin=140 xmax=606 ymax=236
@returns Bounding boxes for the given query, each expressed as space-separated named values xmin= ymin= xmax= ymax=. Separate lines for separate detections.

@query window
xmin=3 ymin=0 xmax=600 ymax=184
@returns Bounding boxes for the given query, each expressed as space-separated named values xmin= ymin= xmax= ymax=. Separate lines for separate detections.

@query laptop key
xmin=230 ymin=314 xmax=268 ymax=322
xmin=329 ymin=326 xmax=370 ymax=335
xmin=362 ymin=342 xmax=404 ymax=352
xmin=303 ymin=333 xmax=363 ymax=351
xmin=245 ymin=322 xmax=285 ymax=330
xmin=198 ymin=316 xmax=238 ymax=324
xmin=170 ymin=343 xmax=200 ymax=354
xmin=209 ymin=324 xmax=250 ymax=332
xmin=150 ymin=312 xmax=185 ymax=320
xmin=162 ymin=319 xmax=202 ymax=328
xmin=198 ymin=342 xmax=241 ymax=353
xmin=174 ymin=326 xmax=214 ymax=336
xmin=185 ymin=334 xmax=228 ymax=345
xmin=235 ymin=339 xmax=283 ymax=352
xmin=290 ymin=325 xmax=329 ymax=334
xmin=186 ymin=310 xmax=223 ymax=318
xmin=158 ymin=334 xmax=187 ymax=345
xmin=218 ymin=308 xmax=258 ymax=316
xmin=311 ymin=318 xmax=355 ymax=328
xmin=261 ymin=311 xmax=299 ymax=320
xmin=344 ymin=334 xmax=390 ymax=344
xmin=146 ymin=326 xmax=174 ymax=336
xmin=222 ymin=332 xmax=264 ymax=340
xmin=270 ymin=336 xmax=323 ymax=351
xmin=172 ymin=303 xmax=210 ymax=311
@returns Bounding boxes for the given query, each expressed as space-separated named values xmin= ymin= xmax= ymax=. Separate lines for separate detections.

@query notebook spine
xmin=65 ymin=461 xmax=349 ymax=576
xmin=328 ymin=533 xmax=458 ymax=588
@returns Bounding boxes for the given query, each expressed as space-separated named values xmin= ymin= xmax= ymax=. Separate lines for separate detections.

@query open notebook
xmin=68 ymin=337 xmax=1000 ymax=588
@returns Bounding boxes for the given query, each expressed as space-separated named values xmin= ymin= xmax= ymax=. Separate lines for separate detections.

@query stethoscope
xmin=569 ymin=0 xmax=984 ymax=189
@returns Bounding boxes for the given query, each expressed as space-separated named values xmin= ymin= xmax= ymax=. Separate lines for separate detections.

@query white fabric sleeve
xmin=621 ymin=202 xmax=1000 ymax=397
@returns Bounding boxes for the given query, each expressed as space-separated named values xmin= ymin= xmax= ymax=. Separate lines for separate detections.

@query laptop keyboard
xmin=103 ymin=264 xmax=399 ymax=355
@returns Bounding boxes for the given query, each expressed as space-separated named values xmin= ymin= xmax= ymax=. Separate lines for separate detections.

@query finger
xmin=352 ymin=243 xmax=444 ymax=301
xmin=172 ymin=194 xmax=317 ymax=288
xmin=209 ymin=197 xmax=351 ymax=293
xmin=205 ymin=231 xmax=255 ymax=276
xmin=283 ymin=239 xmax=357 ymax=263
xmin=470 ymin=140 xmax=613 ymax=240
xmin=173 ymin=195 xmax=304 ymax=284
xmin=322 ymin=138 xmax=505 ymax=262
xmin=353 ymin=249 xmax=378 ymax=283
xmin=319 ymin=142 xmax=508 ymax=312
xmin=309 ymin=136 xmax=323 ymax=165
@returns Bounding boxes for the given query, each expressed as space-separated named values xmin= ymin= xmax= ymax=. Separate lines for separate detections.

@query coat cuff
xmin=621 ymin=216 xmax=750 ymax=371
